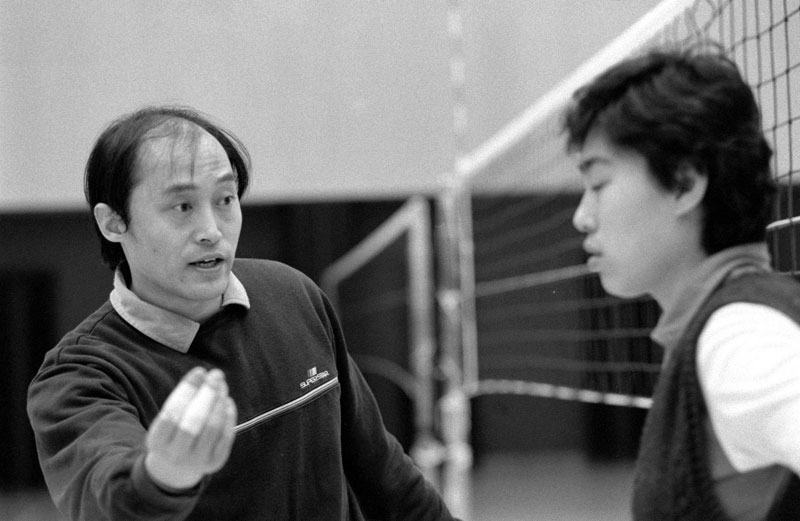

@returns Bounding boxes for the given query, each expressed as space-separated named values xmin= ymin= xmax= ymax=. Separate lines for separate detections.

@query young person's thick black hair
xmin=84 ymin=106 xmax=251 ymax=269
xmin=563 ymin=44 xmax=775 ymax=254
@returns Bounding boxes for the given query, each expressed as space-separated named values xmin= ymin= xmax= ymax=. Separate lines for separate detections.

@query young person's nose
xmin=572 ymin=192 xmax=596 ymax=234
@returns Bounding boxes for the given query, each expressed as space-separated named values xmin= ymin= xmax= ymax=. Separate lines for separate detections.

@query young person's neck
xmin=650 ymin=248 xmax=709 ymax=312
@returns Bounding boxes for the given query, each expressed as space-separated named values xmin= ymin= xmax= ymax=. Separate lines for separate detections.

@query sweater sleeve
xmin=697 ymin=302 xmax=800 ymax=474
xmin=321 ymin=294 xmax=457 ymax=521
xmin=27 ymin=353 xmax=202 ymax=521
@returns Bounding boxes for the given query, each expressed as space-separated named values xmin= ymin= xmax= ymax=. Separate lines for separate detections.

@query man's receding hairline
xmin=141 ymin=116 xmax=206 ymax=146
xmin=132 ymin=118 xmax=220 ymax=186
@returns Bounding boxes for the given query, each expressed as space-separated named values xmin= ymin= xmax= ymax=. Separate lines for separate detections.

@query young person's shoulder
xmin=677 ymin=272 xmax=800 ymax=360
xmin=710 ymin=272 xmax=800 ymax=319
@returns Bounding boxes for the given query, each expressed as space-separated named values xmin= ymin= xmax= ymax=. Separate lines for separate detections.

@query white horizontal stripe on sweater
xmin=233 ymin=377 xmax=339 ymax=435
xmin=698 ymin=303 xmax=800 ymax=474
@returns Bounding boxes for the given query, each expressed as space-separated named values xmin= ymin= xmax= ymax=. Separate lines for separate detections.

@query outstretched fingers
xmin=145 ymin=367 xmax=238 ymax=490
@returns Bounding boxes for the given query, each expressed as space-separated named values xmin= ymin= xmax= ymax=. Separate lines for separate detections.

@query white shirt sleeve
xmin=698 ymin=302 xmax=800 ymax=475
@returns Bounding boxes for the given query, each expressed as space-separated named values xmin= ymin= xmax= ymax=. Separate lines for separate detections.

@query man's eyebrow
xmin=214 ymin=172 xmax=237 ymax=185
xmin=164 ymin=172 xmax=236 ymax=194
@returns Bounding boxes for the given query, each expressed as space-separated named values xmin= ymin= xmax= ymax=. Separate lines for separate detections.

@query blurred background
xmin=2 ymin=1 xmax=798 ymax=520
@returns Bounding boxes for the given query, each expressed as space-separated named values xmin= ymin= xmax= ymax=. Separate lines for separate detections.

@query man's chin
xmin=186 ymin=270 xmax=230 ymax=295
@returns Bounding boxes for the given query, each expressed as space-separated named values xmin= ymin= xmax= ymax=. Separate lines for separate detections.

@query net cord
xmin=455 ymin=0 xmax=697 ymax=187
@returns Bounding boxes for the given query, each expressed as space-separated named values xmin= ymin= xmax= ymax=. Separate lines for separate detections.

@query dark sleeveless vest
xmin=632 ymin=273 xmax=800 ymax=520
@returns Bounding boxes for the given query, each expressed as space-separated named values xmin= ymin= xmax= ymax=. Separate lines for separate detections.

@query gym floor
xmin=1 ymin=450 xmax=633 ymax=521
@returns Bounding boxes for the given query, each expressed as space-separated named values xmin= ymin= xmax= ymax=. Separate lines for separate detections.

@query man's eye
xmin=175 ymin=203 xmax=191 ymax=212
xmin=221 ymin=195 xmax=235 ymax=205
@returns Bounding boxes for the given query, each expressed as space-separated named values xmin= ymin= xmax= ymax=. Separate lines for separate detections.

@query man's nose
xmin=195 ymin=206 xmax=222 ymax=243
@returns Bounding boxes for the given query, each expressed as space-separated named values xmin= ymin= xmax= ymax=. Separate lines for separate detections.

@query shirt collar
xmin=650 ymin=242 xmax=772 ymax=354
xmin=110 ymin=266 xmax=250 ymax=353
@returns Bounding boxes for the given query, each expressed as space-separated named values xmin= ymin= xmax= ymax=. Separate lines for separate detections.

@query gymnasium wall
xmin=1 ymin=1 xmax=661 ymax=211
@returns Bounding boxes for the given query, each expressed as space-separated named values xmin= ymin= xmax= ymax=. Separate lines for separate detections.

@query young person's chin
xmin=599 ymin=275 xmax=644 ymax=300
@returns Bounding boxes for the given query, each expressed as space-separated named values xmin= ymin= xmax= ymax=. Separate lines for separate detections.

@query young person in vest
xmin=27 ymin=106 xmax=458 ymax=521
xmin=564 ymin=45 xmax=800 ymax=520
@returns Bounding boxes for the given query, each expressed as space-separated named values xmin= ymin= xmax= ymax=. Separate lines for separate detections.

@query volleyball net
xmin=319 ymin=0 xmax=798 ymax=516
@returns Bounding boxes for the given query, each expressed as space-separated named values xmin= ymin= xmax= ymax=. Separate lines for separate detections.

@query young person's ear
xmin=93 ymin=203 xmax=127 ymax=242
xmin=674 ymin=163 xmax=708 ymax=216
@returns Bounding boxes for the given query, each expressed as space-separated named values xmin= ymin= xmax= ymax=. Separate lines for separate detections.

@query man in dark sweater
xmin=564 ymin=45 xmax=800 ymax=520
xmin=27 ymin=106 xmax=458 ymax=521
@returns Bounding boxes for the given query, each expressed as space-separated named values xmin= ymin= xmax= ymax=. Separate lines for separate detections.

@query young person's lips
xmin=583 ymin=242 xmax=601 ymax=269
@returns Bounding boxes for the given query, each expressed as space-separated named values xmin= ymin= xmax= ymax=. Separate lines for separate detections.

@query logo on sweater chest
xmin=300 ymin=366 xmax=330 ymax=389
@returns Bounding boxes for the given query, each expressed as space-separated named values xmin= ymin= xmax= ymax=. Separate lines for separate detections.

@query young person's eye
xmin=174 ymin=202 xmax=192 ymax=212
xmin=589 ymin=180 xmax=607 ymax=193
xmin=220 ymin=195 xmax=236 ymax=206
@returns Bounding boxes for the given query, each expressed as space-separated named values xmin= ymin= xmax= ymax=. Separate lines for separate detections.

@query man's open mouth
xmin=190 ymin=258 xmax=223 ymax=268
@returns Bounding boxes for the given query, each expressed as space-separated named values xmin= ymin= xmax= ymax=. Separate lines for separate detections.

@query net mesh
xmin=333 ymin=237 xmax=417 ymax=445
xmin=459 ymin=0 xmax=800 ymax=407
xmin=318 ymin=197 xmax=442 ymax=477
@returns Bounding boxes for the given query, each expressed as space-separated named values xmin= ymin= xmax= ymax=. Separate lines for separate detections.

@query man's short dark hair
xmin=84 ymin=106 xmax=251 ymax=269
xmin=563 ymin=44 xmax=775 ymax=254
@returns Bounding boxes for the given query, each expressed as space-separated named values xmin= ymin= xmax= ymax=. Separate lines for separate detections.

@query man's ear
xmin=93 ymin=203 xmax=127 ymax=242
xmin=674 ymin=163 xmax=708 ymax=217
